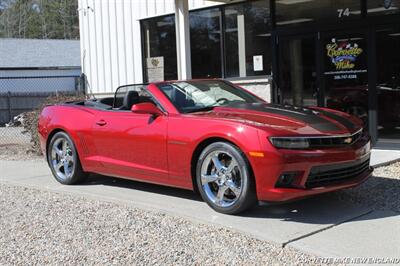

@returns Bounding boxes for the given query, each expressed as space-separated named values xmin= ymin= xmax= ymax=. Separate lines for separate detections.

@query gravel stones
xmin=334 ymin=162 xmax=400 ymax=213
xmin=0 ymin=184 xmax=320 ymax=265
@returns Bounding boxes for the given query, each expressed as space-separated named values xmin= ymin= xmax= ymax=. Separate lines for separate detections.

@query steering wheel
xmin=216 ymin=98 xmax=229 ymax=105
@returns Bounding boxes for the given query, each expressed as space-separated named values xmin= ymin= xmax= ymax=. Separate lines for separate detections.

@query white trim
xmin=175 ymin=0 xmax=192 ymax=80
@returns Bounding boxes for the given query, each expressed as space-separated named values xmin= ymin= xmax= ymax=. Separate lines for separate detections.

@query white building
xmin=78 ymin=0 xmax=400 ymax=143
xmin=77 ymin=0 xmax=271 ymax=100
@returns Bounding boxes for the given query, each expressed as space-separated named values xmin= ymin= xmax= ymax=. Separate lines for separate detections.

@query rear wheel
xmin=47 ymin=131 xmax=87 ymax=185
xmin=196 ymin=142 xmax=256 ymax=214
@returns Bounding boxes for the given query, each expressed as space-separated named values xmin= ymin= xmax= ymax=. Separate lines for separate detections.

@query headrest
xmin=122 ymin=90 xmax=140 ymax=110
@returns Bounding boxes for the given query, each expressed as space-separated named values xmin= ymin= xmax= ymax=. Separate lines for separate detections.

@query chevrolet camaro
xmin=38 ymin=79 xmax=373 ymax=214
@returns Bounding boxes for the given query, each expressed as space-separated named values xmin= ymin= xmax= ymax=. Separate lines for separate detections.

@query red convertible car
xmin=38 ymin=80 xmax=372 ymax=214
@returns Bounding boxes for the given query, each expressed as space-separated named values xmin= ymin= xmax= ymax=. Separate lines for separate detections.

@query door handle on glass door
xmin=96 ymin=120 xmax=107 ymax=126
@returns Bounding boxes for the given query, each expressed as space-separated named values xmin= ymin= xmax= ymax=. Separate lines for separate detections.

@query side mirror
xmin=131 ymin=102 xmax=163 ymax=116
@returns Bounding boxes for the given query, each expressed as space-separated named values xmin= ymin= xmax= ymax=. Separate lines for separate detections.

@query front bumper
xmin=252 ymin=132 xmax=372 ymax=202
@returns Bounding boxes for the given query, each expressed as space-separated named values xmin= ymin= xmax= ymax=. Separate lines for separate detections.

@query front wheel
xmin=196 ymin=142 xmax=256 ymax=214
xmin=47 ymin=131 xmax=88 ymax=185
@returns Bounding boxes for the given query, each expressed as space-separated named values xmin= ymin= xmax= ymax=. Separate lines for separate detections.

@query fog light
xmin=276 ymin=172 xmax=301 ymax=188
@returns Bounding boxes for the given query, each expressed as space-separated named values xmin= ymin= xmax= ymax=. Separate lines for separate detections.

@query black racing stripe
xmin=317 ymin=109 xmax=357 ymax=131
xmin=226 ymin=103 xmax=341 ymax=131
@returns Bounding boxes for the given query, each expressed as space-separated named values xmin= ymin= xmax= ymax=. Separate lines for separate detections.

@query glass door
xmin=277 ymin=34 xmax=318 ymax=106
xmin=375 ymin=25 xmax=400 ymax=141
xmin=321 ymin=30 xmax=369 ymax=125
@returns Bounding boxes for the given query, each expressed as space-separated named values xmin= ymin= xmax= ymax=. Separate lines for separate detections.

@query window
xmin=113 ymin=84 xmax=157 ymax=110
xmin=224 ymin=1 xmax=271 ymax=77
xmin=157 ymin=80 xmax=261 ymax=113
xmin=367 ymin=0 xmax=400 ymax=16
xmin=141 ymin=1 xmax=271 ymax=81
xmin=275 ymin=0 xmax=361 ymax=27
xmin=190 ymin=0 xmax=271 ymax=79
xmin=376 ymin=25 xmax=400 ymax=139
xmin=190 ymin=8 xmax=222 ymax=78
xmin=323 ymin=32 xmax=369 ymax=124
xmin=142 ymin=15 xmax=178 ymax=83
xmin=278 ymin=35 xmax=317 ymax=106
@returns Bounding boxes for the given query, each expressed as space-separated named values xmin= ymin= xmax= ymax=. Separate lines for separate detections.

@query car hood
xmin=190 ymin=102 xmax=362 ymax=135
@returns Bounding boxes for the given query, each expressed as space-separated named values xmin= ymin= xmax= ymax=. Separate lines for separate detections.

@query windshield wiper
xmin=185 ymin=106 xmax=217 ymax=113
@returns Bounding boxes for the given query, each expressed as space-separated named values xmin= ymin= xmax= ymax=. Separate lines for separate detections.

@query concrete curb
xmin=371 ymin=157 xmax=400 ymax=168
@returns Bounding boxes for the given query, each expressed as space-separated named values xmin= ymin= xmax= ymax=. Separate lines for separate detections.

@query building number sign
xmin=337 ymin=8 xmax=351 ymax=18
xmin=338 ymin=0 xmax=393 ymax=17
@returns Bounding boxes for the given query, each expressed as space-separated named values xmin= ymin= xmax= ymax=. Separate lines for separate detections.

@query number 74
xmin=337 ymin=8 xmax=350 ymax=18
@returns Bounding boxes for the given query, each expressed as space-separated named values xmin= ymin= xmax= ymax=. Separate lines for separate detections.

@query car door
xmin=91 ymin=110 xmax=169 ymax=183
xmin=90 ymin=84 xmax=169 ymax=184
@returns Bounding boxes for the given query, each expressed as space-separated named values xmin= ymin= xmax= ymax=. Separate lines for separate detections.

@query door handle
xmin=96 ymin=120 xmax=107 ymax=126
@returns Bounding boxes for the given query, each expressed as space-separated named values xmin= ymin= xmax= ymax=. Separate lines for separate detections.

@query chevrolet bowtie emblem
xmin=344 ymin=137 xmax=353 ymax=144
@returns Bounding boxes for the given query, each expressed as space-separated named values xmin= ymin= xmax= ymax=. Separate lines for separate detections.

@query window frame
xmin=189 ymin=0 xmax=272 ymax=79
xmin=139 ymin=0 xmax=273 ymax=82
xmin=140 ymin=14 xmax=178 ymax=83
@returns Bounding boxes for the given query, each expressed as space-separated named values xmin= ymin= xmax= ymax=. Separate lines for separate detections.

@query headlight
xmin=269 ymin=137 xmax=310 ymax=149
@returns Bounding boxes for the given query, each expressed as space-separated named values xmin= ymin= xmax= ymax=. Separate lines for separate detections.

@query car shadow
xmin=83 ymin=174 xmax=203 ymax=202
xmin=246 ymin=174 xmax=400 ymax=224
xmin=80 ymin=173 xmax=400 ymax=224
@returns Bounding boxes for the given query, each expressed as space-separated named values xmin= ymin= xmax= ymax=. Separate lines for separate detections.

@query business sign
xmin=146 ymin=56 xmax=164 ymax=82
xmin=325 ymin=38 xmax=367 ymax=80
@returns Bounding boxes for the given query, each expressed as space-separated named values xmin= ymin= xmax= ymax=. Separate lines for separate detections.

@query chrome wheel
xmin=50 ymin=137 xmax=74 ymax=181
xmin=200 ymin=150 xmax=242 ymax=208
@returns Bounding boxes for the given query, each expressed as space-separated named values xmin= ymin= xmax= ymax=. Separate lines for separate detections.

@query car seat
xmin=120 ymin=90 xmax=140 ymax=110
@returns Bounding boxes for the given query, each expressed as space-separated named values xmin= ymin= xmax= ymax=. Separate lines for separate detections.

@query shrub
xmin=22 ymin=93 xmax=87 ymax=155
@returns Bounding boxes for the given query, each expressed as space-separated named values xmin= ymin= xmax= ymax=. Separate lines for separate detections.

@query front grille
xmin=305 ymin=156 xmax=370 ymax=188
xmin=308 ymin=129 xmax=363 ymax=148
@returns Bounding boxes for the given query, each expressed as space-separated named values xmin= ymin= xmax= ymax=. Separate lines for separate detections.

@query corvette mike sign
xmin=324 ymin=38 xmax=367 ymax=81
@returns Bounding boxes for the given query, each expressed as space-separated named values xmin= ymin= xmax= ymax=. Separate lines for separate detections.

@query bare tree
xmin=0 ymin=0 xmax=79 ymax=39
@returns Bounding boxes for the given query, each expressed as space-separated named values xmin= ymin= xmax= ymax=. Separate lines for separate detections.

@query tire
xmin=47 ymin=131 xmax=88 ymax=185
xmin=195 ymin=142 xmax=256 ymax=215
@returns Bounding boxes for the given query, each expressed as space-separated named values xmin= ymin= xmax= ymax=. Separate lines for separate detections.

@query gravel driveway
xmin=1 ymin=126 xmax=399 ymax=264
xmin=334 ymin=162 xmax=400 ymax=213
xmin=0 ymin=184 xmax=321 ymax=266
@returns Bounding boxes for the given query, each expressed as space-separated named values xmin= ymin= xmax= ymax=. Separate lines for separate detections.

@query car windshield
xmin=157 ymin=80 xmax=262 ymax=113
